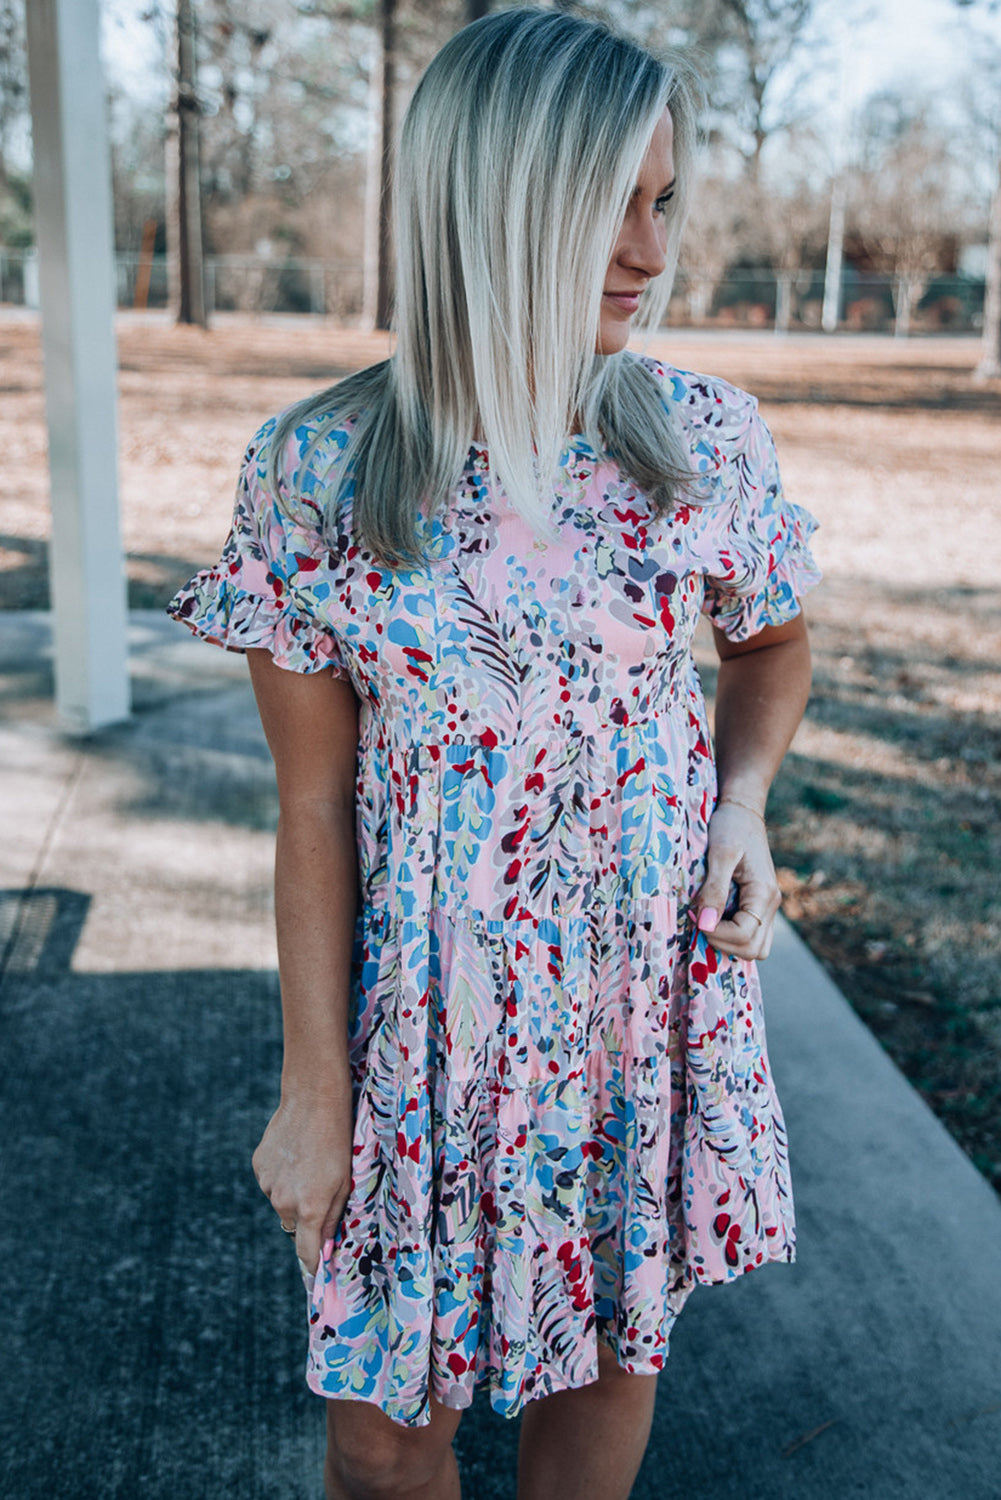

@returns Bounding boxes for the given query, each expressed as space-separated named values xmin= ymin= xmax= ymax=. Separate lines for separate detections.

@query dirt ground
xmin=2 ymin=312 xmax=999 ymax=1192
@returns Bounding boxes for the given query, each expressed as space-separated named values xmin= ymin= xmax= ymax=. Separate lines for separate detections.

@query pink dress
xmin=168 ymin=357 xmax=821 ymax=1427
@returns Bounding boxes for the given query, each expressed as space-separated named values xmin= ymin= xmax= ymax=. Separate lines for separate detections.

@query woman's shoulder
xmin=633 ymin=353 xmax=762 ymax=448
xmin=247 ymin=361 xmax=393 ymax=520
xmin=242 ymin=401 xmax=359 ymax=518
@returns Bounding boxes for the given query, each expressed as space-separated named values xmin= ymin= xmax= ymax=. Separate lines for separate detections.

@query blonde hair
xmin=270 ymin=5 xmax=702 ymax=569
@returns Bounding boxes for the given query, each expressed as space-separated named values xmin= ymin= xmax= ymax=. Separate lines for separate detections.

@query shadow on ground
xmin=0 ymin=886 xmax=524 ymax=1500
xmin=0 ymin=533 xmax=208 ymax=613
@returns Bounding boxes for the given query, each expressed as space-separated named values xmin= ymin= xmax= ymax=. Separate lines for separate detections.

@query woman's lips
xmin=602 ymin=292 xmax=641 ymax=313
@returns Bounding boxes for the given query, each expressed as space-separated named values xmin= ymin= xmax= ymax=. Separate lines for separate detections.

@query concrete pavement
xmin=1 ymin=611 xmax=999 ymax=1499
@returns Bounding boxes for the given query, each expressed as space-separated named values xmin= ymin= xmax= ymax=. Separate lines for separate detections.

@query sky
xmin=96 ymin=0 xmax=1001 ymax=113
xmin=842 ymin=0 xmax=1000 ymax=102
xmin=4 ymin=0 xmax=990 ymax=179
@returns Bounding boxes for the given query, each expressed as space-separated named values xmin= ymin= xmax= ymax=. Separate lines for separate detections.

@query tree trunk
xmin=362 ymin=0 xmax=396 ymax=332
xmin=975 ymin=152 xmax=1001 ymax=380
xmin=165 ymin=0 xmax=206 ymax=327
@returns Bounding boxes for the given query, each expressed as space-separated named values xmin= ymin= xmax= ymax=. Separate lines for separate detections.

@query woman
xmin=168 ymin=8 xmax=819 ymax=1499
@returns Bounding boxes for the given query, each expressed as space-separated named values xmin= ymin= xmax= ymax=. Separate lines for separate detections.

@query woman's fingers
xmin=265 ymin=1172 xmax=350 ymax=1257
xmin=701 ymin=877 xmax=781 ymax=959
xmin=695 ymin=841 xmax=741 ymax=933
xmin=252 ymin=1098 xmax=354 ymax=1281
xmin=262 ymin=1189 xmax=346 ymax=1283
xmin=703 ymin=909 xmax=770 ymax=958
xmin=696 ymin=800 xmax=782 ymax=961
xmin=294 ymin=1221 xmax=321 ymax=1281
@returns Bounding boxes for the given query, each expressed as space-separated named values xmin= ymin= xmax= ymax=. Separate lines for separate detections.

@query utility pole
xmin=165 ymin=0 xmax=207 ymax=327
xmin=362 ymin=0 xmax=396 ymax=332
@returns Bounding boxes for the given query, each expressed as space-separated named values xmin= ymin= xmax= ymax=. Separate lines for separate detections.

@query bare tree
xmin=954 ymin=0 xmax=1001 ymax=377
xmin=852 ymin=95 xmax=970 ymax=338
xmin=679 ymin=173 xmax=754 ymax=321
xmin=361 ymin=0 xmax=476 ymax=328
xmin=190 ymin=0 xmax=460 ymax=325
xmin=0 ymin=0 xmax=26 ymax=174
xmin=618 ymin=0 xmax=826 ymax=327
xmin=177 ymin=1 xmax=373 ymax=311
xmin=362 ymin=0 xmax=396 ymax=329
xmin=695 ymin=0 xmax=821 ymax=182
xmin=0 ymin=0 xmax=30 ymax=247
xmin=769 ymin=181 xmax=830 ymax=332
xmin=166 ymin=0 xmax=207 ymax=325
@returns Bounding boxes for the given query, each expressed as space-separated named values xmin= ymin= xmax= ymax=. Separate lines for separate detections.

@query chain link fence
xmin=0 ymin=248 xmax=987 ymax=334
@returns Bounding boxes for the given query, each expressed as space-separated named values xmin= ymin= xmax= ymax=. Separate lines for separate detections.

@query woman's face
xmin=597 ymin=108 xmax=676 ymax=355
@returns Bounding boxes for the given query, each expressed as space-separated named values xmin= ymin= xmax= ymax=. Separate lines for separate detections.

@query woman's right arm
xmin=246 ymin=647 xmax=361 ymax=1277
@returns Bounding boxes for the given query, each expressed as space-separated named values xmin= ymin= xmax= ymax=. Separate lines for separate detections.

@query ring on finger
xmin=280 ymin=1220 xmax=297 ymax=1235
xmin=741 ymin=909 xmax=764 ymax=929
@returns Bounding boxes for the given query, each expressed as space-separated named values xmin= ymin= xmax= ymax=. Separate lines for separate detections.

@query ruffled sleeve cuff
xmin=167 ymin=568 xmax=350 ymax=677
xmin=701 ymin=499 xmax=822 ymax=642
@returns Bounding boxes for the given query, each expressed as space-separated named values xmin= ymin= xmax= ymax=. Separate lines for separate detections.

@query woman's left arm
xmin=695 ymin=611 xmax=812 ymax=961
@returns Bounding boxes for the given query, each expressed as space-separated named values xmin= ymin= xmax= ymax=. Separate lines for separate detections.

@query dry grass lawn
xmin=2 ymin=312 xmax=999 ymax=1190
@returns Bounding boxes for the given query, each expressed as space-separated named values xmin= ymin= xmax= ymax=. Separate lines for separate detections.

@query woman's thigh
xmin=325 ymin=1389 xmax=463 ymax=1495
xmin=515 ymin=1340 xmax=659 ymax=1500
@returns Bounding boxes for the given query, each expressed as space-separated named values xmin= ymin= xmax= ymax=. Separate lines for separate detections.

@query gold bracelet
xmin=716 ymin=796 xmax=766 ymax=822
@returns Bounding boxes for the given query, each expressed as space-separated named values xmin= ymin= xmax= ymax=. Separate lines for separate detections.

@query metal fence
xmin=0 ymin=248 xmax=987 ymax=334
xmin=671 ymin=267 xmax=985 ymax=334
xmin=0 ymin=248 xmax=364 ymax=321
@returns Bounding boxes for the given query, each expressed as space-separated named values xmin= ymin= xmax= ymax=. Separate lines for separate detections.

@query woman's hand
xmin=694 ymin=800 xmax=782 ymax=961
xmin=252 ymin=1088 xmax=355 ymax=1279
xmin=694 ymin=611 xmax=811 ymax=961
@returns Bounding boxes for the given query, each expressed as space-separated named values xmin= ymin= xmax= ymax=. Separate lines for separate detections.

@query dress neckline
xmin=467 ymin=434 xmax=602 ymax=469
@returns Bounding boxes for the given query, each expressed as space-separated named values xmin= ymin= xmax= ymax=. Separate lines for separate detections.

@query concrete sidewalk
xmin=1 ymin=611 xmax=999 ymax=1500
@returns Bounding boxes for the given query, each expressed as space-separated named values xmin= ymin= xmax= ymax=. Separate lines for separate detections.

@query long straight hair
xmin=270 ymin=6 xmax=703 ymax=570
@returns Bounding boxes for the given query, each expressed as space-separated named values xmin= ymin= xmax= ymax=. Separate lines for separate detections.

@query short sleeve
xmin=700 ymin=404 xmax=821 ymax=642
xmin=166 ymin=418 xmax=350 ymax=677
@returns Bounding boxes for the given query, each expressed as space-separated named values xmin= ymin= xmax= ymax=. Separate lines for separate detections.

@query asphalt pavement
xmin=1 ymin=610 xmax=999 ymax=1500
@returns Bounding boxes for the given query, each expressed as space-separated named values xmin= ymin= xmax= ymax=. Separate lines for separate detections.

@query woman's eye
xmin=654 ymin=192 xmax=675 ymax=217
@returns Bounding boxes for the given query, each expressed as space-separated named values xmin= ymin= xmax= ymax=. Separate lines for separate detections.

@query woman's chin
xmin=595 ymin=323 xmax=632 ymax=356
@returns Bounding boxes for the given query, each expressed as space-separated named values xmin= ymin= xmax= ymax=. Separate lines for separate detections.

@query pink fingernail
xmin=698 ymin=907 xmax=719 ymax=932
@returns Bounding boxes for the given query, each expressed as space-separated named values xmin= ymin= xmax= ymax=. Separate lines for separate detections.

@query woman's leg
xmin=515 ymin=1340 xmax=659 ymax=1500
xmin=324 ymin=1391 xmax=463 ymax=1500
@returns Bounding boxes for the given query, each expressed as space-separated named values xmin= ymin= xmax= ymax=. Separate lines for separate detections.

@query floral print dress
xmin=168 ymin=357 xmax=821 ymax=1428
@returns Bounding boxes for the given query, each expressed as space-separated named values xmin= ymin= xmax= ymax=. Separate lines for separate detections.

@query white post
xmin=774 ymin=270 xmax=793 ymax=336
xmin=893 ymin=276 xmax=912 ymax=339
xmin=23 ymin=248 xmax=40 ymax=309
xmin=25 ymin=0 xmax=130 ymax=733
xmin=822 ymin=20 xmax=852 ymax=339
xmin=311 ymin=261 xmax=326 ymax=316
xmin=822 ymin=176 xmax=845 ymax=334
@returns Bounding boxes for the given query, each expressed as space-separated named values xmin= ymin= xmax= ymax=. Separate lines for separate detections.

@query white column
xmin=821 ymin=176 xmax=845 ymax=335
xmin=25 ymin=0 xmax=130 ymax=733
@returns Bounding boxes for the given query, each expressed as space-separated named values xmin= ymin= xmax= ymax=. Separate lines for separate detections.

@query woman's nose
xmin=618 ymin=213 xmax=668 ymax=280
